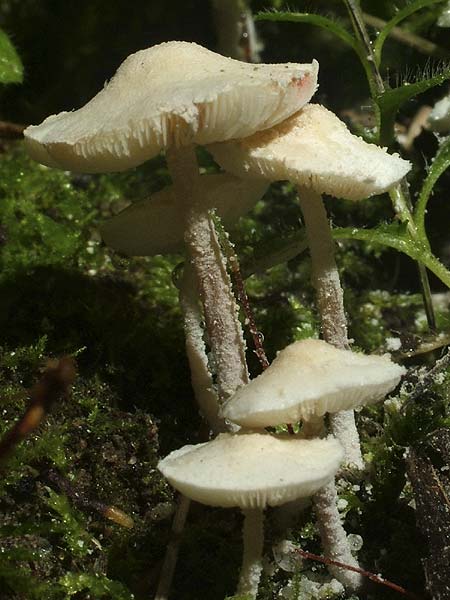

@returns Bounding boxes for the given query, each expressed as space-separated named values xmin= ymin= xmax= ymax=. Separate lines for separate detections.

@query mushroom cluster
xmin=159 ymin=338 xmax=404 ymax=597
xmin=24 ymin=40 xmax=319 ymax=408
xmin=23 ymin=40 xmax=410 ymax=600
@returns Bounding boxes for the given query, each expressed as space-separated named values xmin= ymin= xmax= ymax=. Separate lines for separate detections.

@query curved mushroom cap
xmin=100 ymin=174 xmax=268 ymax=256
xmin=24 ymin=41 xmax=318 ymax=173
xmin=210 ymin=104 xmax=411 ymax=200
xmin=222 ymin=339 xmax=406 ymax=428
xmin=158 ymin=432 xmax=343 ymax=509
xmin=428 ymin=94 xmax=450 ymax=133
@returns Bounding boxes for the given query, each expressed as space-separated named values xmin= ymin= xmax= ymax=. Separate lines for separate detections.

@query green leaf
xmin=59 ymin=573 xmax=134 ymax=600
xmin=255 ymin=11 xmax=359 ymax=53
xmin=333 ymin=223 xmax=450 ymax=288
xmin=377 ymin=64 xmax=450 ymax=145
xmin=0 ymin=28 xmax=23 ymax=84
xmin=45 ymin=489 xmax=93 ymax=557
xmin=415 ymin=135 xmax=450 ymax=234
xmin=373 ymin=0 xmax=448 ymax=67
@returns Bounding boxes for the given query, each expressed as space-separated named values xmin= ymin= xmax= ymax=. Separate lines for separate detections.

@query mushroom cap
xmin=428 ymin=94 xmax=450 ymax=133
xmin=100 ymin=174 xmax=268 ymax=256
xmin=158 ymin=432 xmax=343 ymax=509
xmin=210 ymin=104 xmax=411 ymax=200
xmin=221 ymin=339 xmax=406 ymax=428
xmin=24 ymin=41 xmax=318 ymax=173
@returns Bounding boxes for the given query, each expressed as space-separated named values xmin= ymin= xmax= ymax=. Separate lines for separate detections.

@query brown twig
xmin=47 ymin=468 xmax=134 ymax=529
xmin=362 ymin=12 xmax=450 ymax=59
xmin=295 ymin=548 xmax=422 ymax=600
xmin=0 ymin=357 xmax=77 ymax=462
xmin=0 ymin=120 xmax=25 ymax=138
xmin=211 ymin=211 xmax=270 ymax=371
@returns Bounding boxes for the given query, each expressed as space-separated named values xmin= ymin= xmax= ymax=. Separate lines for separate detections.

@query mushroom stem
xmin=313 ymin=481 xmax=363 ymax=591
xmin=179 ymin=263 xmax=226 ymax=434
xmin=154 ymin=494 xmax=191 ymax=600
xmin=297 ymin=187 xmax=363 ymax=591
xmin=166 ymin=145 xmax=249 ymax=401
xmin=296 ymin=187 xmax=348 ymax=350
xmin=296 ymin=186 xmax=363 ymax=470
xmin=237 ymin=509 xmax=264 ymax=599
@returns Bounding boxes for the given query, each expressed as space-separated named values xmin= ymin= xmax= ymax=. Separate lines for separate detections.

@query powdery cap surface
xmin=100 ymin=174 xmax=267 ymax=256
xmin=158 ymin=432 xmax=343 ymax=509
xmin=24 ymin=41 xmax=318 ymax=173
xmin=211 ymin=104 xmax=411 ymax=200
xmin=222 ymin=339 xmax=406 ymax=428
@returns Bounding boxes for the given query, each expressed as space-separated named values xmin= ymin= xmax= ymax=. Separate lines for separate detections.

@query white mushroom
xmin=159 ymin=432 xmax=343 ymax=599
xmin=100 ymin=173 xmax=267 ymax=256
xmin=211 ymin=103 xmax=411 ymax=463
xmin=221 ymin=338 xmax=406 ymax=428
xmin=24 ymin=41 xmax=318 ymax=404
xmin=100 ymin=174 xmax=268 ymax=433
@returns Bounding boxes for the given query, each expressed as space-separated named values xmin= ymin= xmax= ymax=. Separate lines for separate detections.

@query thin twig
xmin=211 ymin=211 xmax=270 ymax=371
xmin=295 ymin=548 xmax=422 ymax=600
xmin=47 ymin=468 xmax=134 ymax=529
xmin=343 ymin=0 xmax=436 ymax=331
xmin=0 ymin=120 xmax=25 ymax=138
xmin=0 ymin=357 xmax=76 ymax=463
xmin=155 ymin=494 xmax=191 ymax=600
xmin=362 ymin=12 xmax=450 ymax=59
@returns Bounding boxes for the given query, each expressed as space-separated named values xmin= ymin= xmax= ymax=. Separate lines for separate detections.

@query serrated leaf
xmin=0 ymin=28 xmax=23 ymax=84
xmin=373 ymin=0 xmax=447 ymax=67
xmin=415 ymin=135 xmax=450 ymax=234
xmin=255 ymin=11 xmax=359 ymax=53
xmin=377 ymin=64 xmax=450 ymax=145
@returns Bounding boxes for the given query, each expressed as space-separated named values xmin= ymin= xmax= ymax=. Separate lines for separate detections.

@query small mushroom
xmin=101 ymin=173 xmax=268 ymax=432
xmin=210 ymin=103 xmax=411 ymax=463
xmin=221 ymin=338 xmax=406 ymax=428
xmin=158 ymin=431 xmax=343 ymax=599
xmin=100 ymin=173 xmax=267 ymax=257
xmin=24 ymin=41 xmax=318 ymax=403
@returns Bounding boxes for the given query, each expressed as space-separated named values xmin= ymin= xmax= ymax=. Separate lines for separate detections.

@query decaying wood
xmin=406 ymin=429 xmax=450 ymax=600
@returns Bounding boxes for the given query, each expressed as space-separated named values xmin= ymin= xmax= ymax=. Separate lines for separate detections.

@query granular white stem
xmin=330 ymin=410 xmax=364 ymax=470
xmin=154 ymin=494 xmax=191 ymax=600
xmin=179 ymin=263 xmax=225 ymax=434
xmin=313 ymin=481 xmax=362 ymax=591
xmin=298 ymin=186 xmax=363 ymax=591
xmin=297 ymin=186 xmax=363 ymax=469
xmin=296 ymin=187 xmax=348 ymax=349
xmin=167 ymin=145 xmax=249 ymax=402
xmin=237 ymin=509 xmax=264 ymax=599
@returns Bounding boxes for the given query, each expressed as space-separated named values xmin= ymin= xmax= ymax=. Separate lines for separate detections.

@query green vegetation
xmin=1 ymin=1 xmax=450 ymax=598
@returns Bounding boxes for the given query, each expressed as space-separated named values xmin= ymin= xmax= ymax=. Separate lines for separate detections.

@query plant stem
xmin=389 ymin=184 xmax=436 ymax=330
xmin=343 ymin=0 xmax=436 ymax=330
xmin=154 ymin=495 xmax=191 ymax=600
xmin=362 ymin=11 xmax=449 ymax=59
xmin=237 ymin=509 xmax=264 ymax=599
xmin=344 ymin=0 xmax=385 ymax=92
xmin=166 ymin=145 xmax=249 ymax=402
